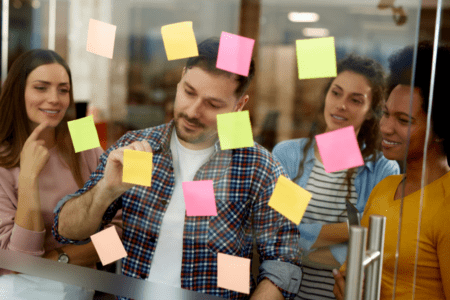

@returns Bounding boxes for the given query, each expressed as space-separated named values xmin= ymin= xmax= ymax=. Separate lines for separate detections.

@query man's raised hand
xmin=103 ymin=140 xmax=153 ymax=194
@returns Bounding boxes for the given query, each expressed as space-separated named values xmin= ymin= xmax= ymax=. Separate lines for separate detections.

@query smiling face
xmin=323 ymin=70 xmax=373 ymax=135
xmin=173 ymin=67 xmax=248 ymax=150
xmin=24 ymin=63 xmax=71 ymax=129
xmin=380 ymin=84 xmax=430 ymax=162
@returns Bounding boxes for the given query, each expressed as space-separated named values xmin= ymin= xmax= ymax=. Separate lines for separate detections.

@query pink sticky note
xmin=182 ymin=180 xmax=217 ymax=216
xmin=315 ymin=126 xmax=364 ymax=173
xmin=90 ymin=227 xmax=127 ymax=266
xmin=216 ymin=32 xmax=255 ymax=77
xmin=86 ymin=18 xmax=117 ymax=59
xmin=217 ymin=253 xmax=250 ymax=294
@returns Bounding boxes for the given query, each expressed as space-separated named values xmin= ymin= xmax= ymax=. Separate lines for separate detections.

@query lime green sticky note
xmin=296 ymin=37 xmax=337 ymax=80
xmin=122 ymin=149 xmax=153 ymax=187
xmin=268 ymin=175 xmax=312 ymax=225
xmin=217 ymin=111 xmax=254 ymax=150
xmin=67 ymin=115 xmax=101 ymax=153
xmin=161 ymin=21 xmax=199 ymax=61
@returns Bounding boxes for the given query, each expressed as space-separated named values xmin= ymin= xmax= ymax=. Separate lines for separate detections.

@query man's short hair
xmin=185 ymin=37 xmax=255 ymax=98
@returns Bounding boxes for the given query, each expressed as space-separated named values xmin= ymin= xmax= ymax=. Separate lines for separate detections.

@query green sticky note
xmin=67 ymin=115 xmax=101 ymax=153
xmin=296 ymin=37 xmax=337 ymax=80
xmin=217 ymin=111 xmax=254 ymax=150
xmin=268 ymin=175 xmax=312 ymax=225
xmin=122 ymin=149 xmax=153 ymax=187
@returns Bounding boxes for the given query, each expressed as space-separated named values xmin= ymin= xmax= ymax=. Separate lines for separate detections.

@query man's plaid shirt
xmin=53 ymin=120 xmax=302 ymax=299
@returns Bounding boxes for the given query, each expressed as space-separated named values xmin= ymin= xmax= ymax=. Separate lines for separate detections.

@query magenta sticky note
xmin=315 ymin=126 xmax=364 ymax=173
xmin=216 ymin=32 xmax=255 ymax=77
xmin=90 ymin=226 xmax=127 ymax=266
xmin=182 ymin=180 xmax=217 ymax=216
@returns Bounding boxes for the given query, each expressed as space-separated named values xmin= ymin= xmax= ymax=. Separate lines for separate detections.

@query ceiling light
xmin=288 ymin=12 xmax=319 ymax=23
xmin=302 ymin=28 xmax=329 ymax=37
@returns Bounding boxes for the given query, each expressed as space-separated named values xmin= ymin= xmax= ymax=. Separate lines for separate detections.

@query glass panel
xmin=4 ymin=0 xmax=446 ymax=299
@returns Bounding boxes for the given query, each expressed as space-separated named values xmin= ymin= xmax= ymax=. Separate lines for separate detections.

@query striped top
xmin=297 ymin=158 xmax=357 ymax=300
xmin=302 ymin=159 xmax=357 ymax=225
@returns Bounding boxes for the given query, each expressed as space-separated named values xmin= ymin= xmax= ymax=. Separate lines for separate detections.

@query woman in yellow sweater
xmin=333 ymin=42 xmax=450 ymax=299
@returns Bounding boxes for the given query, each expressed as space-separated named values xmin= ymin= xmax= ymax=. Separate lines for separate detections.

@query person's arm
xmin=310 ymin=222 xmax=349 ymax=249
xmin=43 ymin=242 xmax=100 ymax=267
xmin=254 ymin=162 xmax=302 ymax=299
xmin=15 ymin=122 xmax=51 ymax=233
xmin=250 ymin=279 xmax=284 ymax=300
xmin=436 ymin=208 xmax=450 ymax=298
xmin=56 ymin=140 xmax=152 ymax=241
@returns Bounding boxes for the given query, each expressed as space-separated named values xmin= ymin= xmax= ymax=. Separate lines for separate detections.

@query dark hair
xmin=185 ymin=37 xmax=256 ymax=98
xmin=295 ymin=54 xmax=386 ymax=206
xmin=0 ymin=49 xmax=84 ymax=188
xmin=388 ymin=41 xmax=450 ymax=165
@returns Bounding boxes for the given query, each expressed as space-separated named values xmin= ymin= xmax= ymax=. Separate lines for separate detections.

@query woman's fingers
xmin=26 ymin=121 xmax=49 ymax=143
xmin=333 ymin=269 xmax=346 ymax=300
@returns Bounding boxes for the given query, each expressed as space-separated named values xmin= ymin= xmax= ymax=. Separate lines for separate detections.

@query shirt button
xmin=140 ymin=274 xmax=146 ymax=279
xmin=161 ymin=200 xmax=167 ymax=205
xmin=149 ymin=237 xmax=156 ymax=243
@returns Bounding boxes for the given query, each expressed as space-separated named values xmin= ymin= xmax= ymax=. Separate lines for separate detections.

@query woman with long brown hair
xmin=0 ymin=49 xmax=121 ymax=299
xmin=273 ymin=55 xmax=399 ymax=299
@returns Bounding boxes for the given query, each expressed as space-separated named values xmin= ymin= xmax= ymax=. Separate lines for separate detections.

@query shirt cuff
xmin=299 ymin=223 xmax=323 ymax=251
xmin=52 ymin=194 xmax=93 ymax=245
xmin=329 ymin=243 xmax=348 ymax=265
xmin=258 ymin=260 xmax=302 ymax=298
xmin=8 ymin=223 xmax=45 ymax=256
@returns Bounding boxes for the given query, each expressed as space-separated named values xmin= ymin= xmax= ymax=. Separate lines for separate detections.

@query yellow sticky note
xmin=268 ymin=175 xmax=312 ymax=225
xmin=161 ymin=21 xmax=199 ymax=61
xmin=217 ymin=111 xmax=254 ymax=150
xmin=67 ymin=115 xmax=101 ymax=153
xmin=122 ymin=149 xmax=153 ymax=187
xmin=296 ymin=37 xmax=337 ymax=80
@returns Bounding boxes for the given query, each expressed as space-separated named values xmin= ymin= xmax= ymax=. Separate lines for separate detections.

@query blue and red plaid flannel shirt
xmin=53 ymin=120 xmax=301 ymax=299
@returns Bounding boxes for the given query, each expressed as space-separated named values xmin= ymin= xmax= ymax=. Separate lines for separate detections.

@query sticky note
xmin=217 ymin=111 xmax=254 ymax=150
xmin=67 ymin=115 xmax=101 ymax=153
xmin=161 ymin=21 xmax=199 ymax=61
xmin=217 ymin=253 xmax=250 ymax=294
xmin=122 ymin=149 xmax=153 ymax=187
xmin=296 ymin=37 xmax=337 ymax=80
xmin=315 ymin=126 xmax=364 ymax=173
xmin=86 ymin=18 xmax=117 ymax=59
xmin=182 ymin=180 xmax=217 ymax=216
xmin=216 ymin=32 xmax=255 ymax=77
xmin=268 ymin=175 xmax=312 ymax=225
xmin=91 ymin=226 xmax=127 ymax=266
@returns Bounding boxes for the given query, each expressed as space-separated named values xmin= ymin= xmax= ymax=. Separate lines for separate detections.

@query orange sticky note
xmin=268 ymin=175 xmax=312 ymax=225
xmin=90 ymin=227 xmax=127 ymax=266
xmin=217 ymin=253 xmax=250 ymax=294
xmin=161 ymin=21 xmax=199 ymax=61
xmin=86 ymin=18 xmax=117 ymax=59
xmin=122 ymin=149 xmax=153 ymax=187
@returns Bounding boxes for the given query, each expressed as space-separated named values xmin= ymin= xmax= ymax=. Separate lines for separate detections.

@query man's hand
xmin=103 ymin=140 xmax=153 ymax=194
xmin=332 ymin=269 xmax=346 ymax=300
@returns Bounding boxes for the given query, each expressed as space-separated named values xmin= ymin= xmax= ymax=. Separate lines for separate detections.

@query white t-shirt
xmin=147 ymin=130 xmax=215 ymax=287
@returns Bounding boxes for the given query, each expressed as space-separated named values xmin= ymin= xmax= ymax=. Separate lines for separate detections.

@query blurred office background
xmin=1 ymin=0 xmax=448 ymax=151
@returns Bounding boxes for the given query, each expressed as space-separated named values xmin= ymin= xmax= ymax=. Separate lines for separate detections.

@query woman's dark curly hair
xmin=295 ymin=54 xmax=387 ymax=205
xmin=387 ymin=41 xmax=450 ymax=166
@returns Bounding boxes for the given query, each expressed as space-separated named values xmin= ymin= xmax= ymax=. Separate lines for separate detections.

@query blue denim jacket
xmin=273 ymin=138 xmax=400 ymax=263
